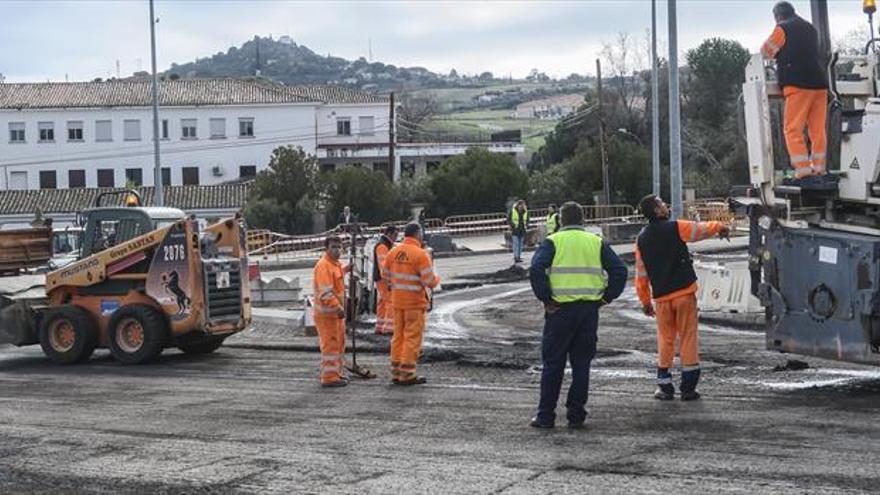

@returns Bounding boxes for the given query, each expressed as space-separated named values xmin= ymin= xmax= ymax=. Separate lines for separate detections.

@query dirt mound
xmin=772 ymin=359 xmax=810 ymax=372
xmin=464 ymin=264 xmax=529 ymax=283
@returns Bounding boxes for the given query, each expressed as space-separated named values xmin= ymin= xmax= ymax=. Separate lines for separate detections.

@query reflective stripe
xmin=399 ymin=363 xmax=416 ymax=370
xmin=552 ymin=287 xmax=605 ymax=296
xmin=657 ymin=377 xmax=673 ymax=385
xmin=789 ymin=154 xmax=810 ymax=165
xmin=763 ymin=40 xmax=780 ymax=56
xmin=547 ymin=267 xmax=605 ymax=275
xmin=315 ymin=306 xmax=340 ymax=314
xmin=391 ymin=283 xmax=423 ymax=292
xmin=688 ymin=223 xmax=699 ymax=242
xmin=420 ymin=267 xmax=434 ymax=275
xmin=636 ymin=269 xmax=648 ymax=278
xmin=681 ymin=364 xmax=701 ymax=372
xmin=390 ymin=271 xmax=420 ymax=281
xmin=811 ymin=152 xmax=826 ymax=160
xmin=317 ymin=284 xmax=333 ymax=291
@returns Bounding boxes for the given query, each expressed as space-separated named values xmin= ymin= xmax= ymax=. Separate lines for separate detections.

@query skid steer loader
xmin=0 ymin=190 xmax=252 ymax=364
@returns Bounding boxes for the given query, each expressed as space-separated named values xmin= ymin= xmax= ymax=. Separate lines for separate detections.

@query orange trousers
xmin=374 ymin=282 xmax=393 ymax=335
xmin=654 ymin=294 xmax=699 ymax=369
xmin=315 ymin=315 xmax=346 ymax=384
xmin=783 ymin=87 xmax=827 ymax=178
xmin=390 ymin=308 xmax=426 ymax=381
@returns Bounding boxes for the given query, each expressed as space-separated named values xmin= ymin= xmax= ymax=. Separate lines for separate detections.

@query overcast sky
xmin=0 ymin=1 xmax=869 ymax=83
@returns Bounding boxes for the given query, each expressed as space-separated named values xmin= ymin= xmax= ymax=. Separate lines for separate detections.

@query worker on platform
xmin=761 ymin=1 xmax=829 ymax=180
xmin=373 ymin=225 xmax=398 ymax=335
xmin=509 ymin=199 xmax=529 ymax=264
xmin=635 ymin=195 xmax=730 ymax=401
xmin=528 ymin=202 xmax=628 ymax=429
xmin=312 ymin=235 xmax=350 ymax=388
xmin=545 ymin=203 xmax=560 ymax=235
xmin=382 ymin=223 xmax=440 ymax=386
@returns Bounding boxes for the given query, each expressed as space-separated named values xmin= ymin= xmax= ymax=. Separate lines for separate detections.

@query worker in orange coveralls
xmin=312 ymin=235 xmax=350 ymax=388
xmin=373 ymin=225 xmax=398 ymax=335
xmin=382 ymin=223 xmax=440 ymax=386
xmin=762 ymin=1 xmax=829 ymax=180
xmin=634 ymin=195 xmax=730 ymax=401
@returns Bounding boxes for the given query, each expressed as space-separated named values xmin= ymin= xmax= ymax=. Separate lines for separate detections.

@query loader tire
xmin=38 ymin=305 xmax=97 ymax=365
xmin=108 ymin=305 xmax=168 ymax=364
xmin=178 ymin=336 xmax=225 ymax=355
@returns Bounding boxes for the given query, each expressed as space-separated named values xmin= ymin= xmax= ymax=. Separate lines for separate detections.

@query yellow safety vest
xmin=545 ymin=212 xmax=559 ymax=234
xmin=511 ymin=208 xmax=529 ymax=227
xmin=547 ymin=227 xmax=607 ymax=303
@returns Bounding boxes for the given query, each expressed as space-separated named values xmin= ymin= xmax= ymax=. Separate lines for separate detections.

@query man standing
xmin=544 ymin=203 xmax=560 ymax=235
xmin=635 ymin=195 xmax=729 ymax=401
xmin=529 ymin=202 xmax=628 ymax=429
xmin=382 ymin=223 xmax=440 ymax=385
xmin=313 ymin=235 xmax=349 ymax=388
xmin=762 ymin=1 xmax=829 ymax=180
xmin=509 ymin=200 xmax=529 ymax=264
xmin=337 ymin=206 xmax=355 ymax=232
xmin=373 ymin=225 xmax=398 ymax=335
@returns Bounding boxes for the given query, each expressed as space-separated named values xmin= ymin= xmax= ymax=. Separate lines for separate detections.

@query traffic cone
xmin=302 ymin=295 xmax=317 ymax=337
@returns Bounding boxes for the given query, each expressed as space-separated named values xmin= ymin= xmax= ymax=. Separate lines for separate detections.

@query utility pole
xmin=388 ymin=92 xmax=396 ymax=182
xmin=651 ymin=0 xmax=660 ymax=197
xmin=149 ymin=0 xmax=164 ymax=206
xmin=667 ymin=0 xmax=683 ymax=219
xmin=596 ymin=59 xmax=610 ymax=206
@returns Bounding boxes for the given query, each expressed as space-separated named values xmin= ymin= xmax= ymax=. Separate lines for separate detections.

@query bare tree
xmin=599 ymin=32 xmax=648 ymax=125
xmin=397 ymin=93 xmax=440 ymax=142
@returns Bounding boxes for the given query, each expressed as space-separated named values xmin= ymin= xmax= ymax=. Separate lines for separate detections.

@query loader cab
xmin=78 ymin=190 xmax=185 ymax=258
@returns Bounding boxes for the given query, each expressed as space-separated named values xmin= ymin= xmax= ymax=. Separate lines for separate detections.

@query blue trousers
xmin=536 ymin=303 xmax=599 ymax=425
xmin=512 ymin=234 xmax=524 ymax=261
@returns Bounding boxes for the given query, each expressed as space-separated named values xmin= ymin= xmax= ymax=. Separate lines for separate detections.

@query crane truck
xmin=0 ymin=190 xmax=251 ymax=364
xmin=734 ymin=0 xmax=880 ymax=364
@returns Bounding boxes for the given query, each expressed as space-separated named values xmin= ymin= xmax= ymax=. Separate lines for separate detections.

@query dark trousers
xmin=536 ymin=303 xmax=598 ymax=425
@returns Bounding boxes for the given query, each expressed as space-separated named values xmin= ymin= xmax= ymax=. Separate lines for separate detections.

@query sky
xmin=0 ymin=0 xmax=870 ymax=83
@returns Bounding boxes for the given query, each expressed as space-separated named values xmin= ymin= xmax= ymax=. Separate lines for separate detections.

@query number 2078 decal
xmin=163 ymin=244 xmax=186 ymax=262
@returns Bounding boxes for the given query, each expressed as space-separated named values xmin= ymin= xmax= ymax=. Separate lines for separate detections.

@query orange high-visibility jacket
xmin=382 ymin=237 xmax=440 ymax=310
xmin=634 ymin=220 xmax=724 ymax=307
xmin=375 ymin=241 xmax=391 ymax=283
xmin=313 ymin=254 xmax=345 ymax=316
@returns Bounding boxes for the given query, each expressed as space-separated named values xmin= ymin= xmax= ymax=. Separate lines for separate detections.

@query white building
xmin=0 ymin=78 xmax=390 ymax=190
xmin=515 ymin=93 xmax=585 ymax=120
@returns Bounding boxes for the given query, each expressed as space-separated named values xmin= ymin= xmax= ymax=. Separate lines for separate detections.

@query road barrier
xmin=245 ymin=200 xmax=729 ymax=259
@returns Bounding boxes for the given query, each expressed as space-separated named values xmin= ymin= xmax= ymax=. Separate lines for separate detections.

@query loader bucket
xmin=0 ymin=301 xmax=38 ymax=346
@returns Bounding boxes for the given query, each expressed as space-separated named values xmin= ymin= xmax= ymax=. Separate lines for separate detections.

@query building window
xmin=125 ymin=168 xmax=143 ymax=186
xmin=181 ymin=119 xmax=197 ymax=139
xmin=351 ymin=162 xmax=362 ymax=168
xmin=401 ymin=161 xmax=416 ymax=179
xmin=359 ymin=116 xmax=375 ymax=136
xmin=97 ymin=169 xmax=115 ymax=188
xmin=9 ymin=122 xmax=25 ymax=143
xmin=161 ymin=167 xmax=171 ymax=186
xmin=123 ymin=119 xmax=141 ymax=141
xmin=39 ymin=170 xmax=57 ymax=189
xmin=239 ymin=118 xmax=254 ymax=137
xmin=336 ymin=117 xmax=351 ymax=136
xmin=321 ymin=163 xmax=336 ymax=173
xmin=67 ymin=121 xmax=84 ymax=142
xmin=239 ymin=165 xmax=257 ymax=178
xmin=161 ymin=119 xmax=169 ymax=140
xmin=210 ymin=118 xmax=226 ymax=139
xmin=9 ymin=171 xmax=27 ymax=190
xmin=95 ymin=120 xmax=112 ymax=142
xmin=38 ymin=122 xmax=55 ymax=143
xmin=68 ymin=170 xmax=86 ymax=188
xmin=182 ymin=167 xmax=199 ymax=185
xmin=427 ymin=160 xmax=441 ymax=173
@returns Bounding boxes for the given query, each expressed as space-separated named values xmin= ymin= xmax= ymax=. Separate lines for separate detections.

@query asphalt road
xmin=2 ymin=271 xmax=880 ymax=493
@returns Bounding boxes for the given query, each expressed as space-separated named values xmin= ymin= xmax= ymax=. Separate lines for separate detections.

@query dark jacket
xmin=636 ymin=220 xmax=697 ymax=298
xmin=529 ymin=237 xmax=628 ymax=305
xmin=776 ymin=15 xmax=827 ymax=90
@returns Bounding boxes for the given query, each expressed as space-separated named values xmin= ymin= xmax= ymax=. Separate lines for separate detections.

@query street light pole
xmin=149 ymin=0 xmax=164 ymax=206
xmin=651 ymin=0 xmax=661 ymax=197
xmin=667 ymin=0 xmax=683 ymax=219
xmin=596 ymin=58 xmax=610 ymax=206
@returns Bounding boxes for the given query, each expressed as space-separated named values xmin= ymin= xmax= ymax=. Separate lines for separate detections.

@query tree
xmin=429 ymin=147 xmax=528 ymax=216
xmin=244 ymin=146 xmax=319 ymax=233
xmin=397 ymin=93 xmax=440 ymax=142
xmin=684 ymin=38 xmax=750 ymax=128
xmin=321 ymin=167 xmax=399 ymax=225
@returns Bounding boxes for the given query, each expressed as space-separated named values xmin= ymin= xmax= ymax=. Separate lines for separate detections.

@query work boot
xmin=321 ymin=380 xmax=348 ymax=388
xmin=529 ymin=417 xmax=554 ymax=429
xmin=681 ymin=390 xmax=701 ymax=401
xmin=395 ymin=376 xmax=427 ymax=386
xmin=654 ymin=388 xmax=674 ymax=401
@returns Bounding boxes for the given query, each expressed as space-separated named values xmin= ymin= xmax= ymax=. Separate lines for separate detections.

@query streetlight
xmin=615 ymin=128 xmax=642 ymax=145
